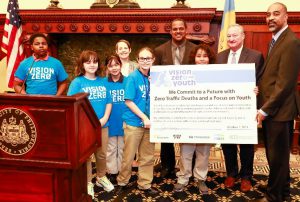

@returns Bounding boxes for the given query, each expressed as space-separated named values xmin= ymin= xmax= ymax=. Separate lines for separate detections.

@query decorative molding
xmin=96 ymin=24 xmax=104 ymax=32
xmin=171 ymin=0 xmax=189 ymax=8
xmin=47 ymin=0 xmax=62 ymax=9
xmin=56 ymin=24 xmax=65 ymax=32
xmin=1 ymin=9 xmax=300 ymax=35
xmin=45 ymin=24 xmax=52 ymax=32
xmin=136 ymin=24 xmax=145 ymax=32
xmin=109 ymin=23 xmax=117 ymax=32
xmin=213 ymin=11 xmax=300 ymax=25
xmin=70 ymin=23 xmax=78 ymax=32
xmin=10 ymin=8 xmax=216 ymax=34
xmin=193 ymin=23 xmax=201 ymax=32
xmin=164 ymin=23 xmax=171 ymax=32
xmin=150 ymin=24 xmax=159 ymax=32
xmin=123 ymin=24 xmax=131 ymax=32
xmin=32 ymin=24 xmax=40 ymax=32
xmin=82 ymin=24 xmax=90 ymax=32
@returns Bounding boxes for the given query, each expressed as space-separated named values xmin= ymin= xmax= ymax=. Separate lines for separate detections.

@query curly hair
xmin=29 ymin=33 xmax=49 ymax=45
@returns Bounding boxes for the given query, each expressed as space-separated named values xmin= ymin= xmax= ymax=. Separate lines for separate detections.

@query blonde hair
xmin=115 ymin=39 xmax=131 ymax=51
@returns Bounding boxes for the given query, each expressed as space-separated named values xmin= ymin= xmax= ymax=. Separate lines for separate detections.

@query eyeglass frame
xmin=138 ymin=57 xmax=154 ymax=62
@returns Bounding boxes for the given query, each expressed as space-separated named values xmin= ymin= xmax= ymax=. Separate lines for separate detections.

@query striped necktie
xmin=174 ymin=46 xmax=181 ymax=65
xmin=268 ymin=38 xmax=275 ymax=55
xmin=231 ymin=52 xmax=236 ymax=64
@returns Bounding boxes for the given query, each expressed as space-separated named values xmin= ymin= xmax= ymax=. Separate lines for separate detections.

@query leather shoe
xmin=249 ymin=196 xmax=269 ymax=202
xmin=139 ymin=187 xmax=159 ymax=195
xmin=283 ymin=196 xmax=291 ymax=202
xmin=114 ymin=185 xmax=125 ymax=195
xmin=224 ymin=176 xmax=236 ymax=188
xmin=114 ymin=182 xmax=136 ymax=195
xmin=258 ymin=183 xmax=267 ymax=193
xmin=240 ymin=179 xmax=252 ymax=192
xmin=160 ymin=168 xmax=175 ymax=178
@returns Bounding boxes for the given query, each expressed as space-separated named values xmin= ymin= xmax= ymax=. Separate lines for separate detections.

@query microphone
xmin=19 ymin=57 xmax=36 ymax=94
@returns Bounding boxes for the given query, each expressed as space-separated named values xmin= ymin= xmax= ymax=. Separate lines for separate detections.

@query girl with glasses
xmin=115 ymin=47 xmax=158 ymax=195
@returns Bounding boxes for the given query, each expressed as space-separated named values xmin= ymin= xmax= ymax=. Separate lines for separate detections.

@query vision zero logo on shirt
xmin=110 ymin=89 xmax=124 ymax=102
xmin=139 ymin=85 xmax=147 ymax=98
xmin=83 ymin=86 xmax=107 ymax=100
xmin=30 ymin=67 xmax=54 ymax=80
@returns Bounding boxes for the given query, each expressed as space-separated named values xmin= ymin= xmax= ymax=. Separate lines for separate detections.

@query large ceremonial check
xmin=150 ymin=64 xmax=258 ymax=144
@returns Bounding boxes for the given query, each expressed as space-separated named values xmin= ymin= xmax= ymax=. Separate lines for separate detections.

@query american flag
xmin=1 ymin=0 xmax=25 ymax=88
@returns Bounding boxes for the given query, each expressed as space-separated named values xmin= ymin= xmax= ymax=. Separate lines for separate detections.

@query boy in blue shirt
xmin=14 ymin=33 xmax=68 ymax=95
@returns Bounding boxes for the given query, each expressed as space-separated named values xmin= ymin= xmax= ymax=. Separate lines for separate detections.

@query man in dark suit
xmin=254 ymin=2 xmax=300 ymax=202
xmin=154 ymin=18 xmax=196 ymax=178
xmin=216 ymin=24 xmax=264 ymax=192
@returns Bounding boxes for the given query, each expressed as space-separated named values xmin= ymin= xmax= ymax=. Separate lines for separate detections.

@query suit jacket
xmin=216 ymin=47 xmax=264 ymax=81
xmin=154 ymin=40 xmax=197 ymax=65
xmin=258 ymin=28 xmax=300 ymax=121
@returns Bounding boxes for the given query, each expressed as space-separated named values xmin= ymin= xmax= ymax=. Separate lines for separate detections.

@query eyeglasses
xmin=138 ymin=57 xmax=153 ymax=62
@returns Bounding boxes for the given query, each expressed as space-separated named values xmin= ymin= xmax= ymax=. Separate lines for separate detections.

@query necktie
xmin=268 ymin=38 xmax=275 ymax=55
xmin=174 ymin=46 xmax=181 ymax=65
xmin=231 ymin=52 xmax=236 ymax=64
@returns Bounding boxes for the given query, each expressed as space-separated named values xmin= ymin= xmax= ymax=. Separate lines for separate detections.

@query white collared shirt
xmin=272 ymin=25 xmax=288 ymax=42
xmin=227 ymin=45 xmax=243 ymax=64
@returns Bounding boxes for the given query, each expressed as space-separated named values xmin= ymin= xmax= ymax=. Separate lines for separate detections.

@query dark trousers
xmin=222 ymin=144 xmax=254 ymax=179
xmin=262 ymin=120 xmax=292 ymax=202
xmin=160 ymin=143 xmax=175 ymax=170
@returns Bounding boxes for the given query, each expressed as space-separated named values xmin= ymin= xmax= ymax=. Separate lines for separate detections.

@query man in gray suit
xmin=216 ymin=24 xmax=264 ymax=193
xmin=154 ymin=18 xmax=196 ymax=178
xmin=254 ymin=2 xmax=300 ymax=202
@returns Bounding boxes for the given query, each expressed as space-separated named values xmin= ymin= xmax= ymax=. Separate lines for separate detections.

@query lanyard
xmin=139 ymin=70 xmax=150 ymax=101
xmin=139 ymin=70 xmax=150 ymax=117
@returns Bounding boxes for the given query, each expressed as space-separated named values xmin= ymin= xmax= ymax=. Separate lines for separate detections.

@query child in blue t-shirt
xmin=104 ymin=55 xmax=126 ymax=185
xmin=115 ymin=47 xmax=158 ymax=194
xmin=14 ymin=33 xmax=68 ymax=95
xmin=67 ymin=50 xmax=114 ymax=198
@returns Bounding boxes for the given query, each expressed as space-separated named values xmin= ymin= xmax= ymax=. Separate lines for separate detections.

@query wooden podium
xmin=0 ymin=93 xmax=101 ymax=202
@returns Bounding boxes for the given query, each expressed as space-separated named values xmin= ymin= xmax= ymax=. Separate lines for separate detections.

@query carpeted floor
xmin=92 ymin=146 xmax=300 ymax=202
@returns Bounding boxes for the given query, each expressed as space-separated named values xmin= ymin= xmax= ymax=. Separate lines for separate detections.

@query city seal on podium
xmin=0 ymin=108 xmax=37 ymax=156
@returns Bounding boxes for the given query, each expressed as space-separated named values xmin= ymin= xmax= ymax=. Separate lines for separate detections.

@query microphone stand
xmin=19 ymin=58 xmax=36 ymax=94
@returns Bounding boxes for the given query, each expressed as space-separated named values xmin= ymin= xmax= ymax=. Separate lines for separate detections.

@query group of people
xmin=12 ymin=2 xmax=300 ymax=202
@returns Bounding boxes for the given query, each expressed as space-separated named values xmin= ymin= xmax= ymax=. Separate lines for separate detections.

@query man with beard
xmin=253 ymin=2 xmax=300 ymax=202
xmin=154 ymin=18 xmax=197 ymax=178
xmin=14 ymin=33 xmax=68 ymax=95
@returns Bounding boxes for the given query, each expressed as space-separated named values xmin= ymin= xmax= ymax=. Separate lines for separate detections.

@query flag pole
xmin=0 ymin=0 xmax=25 ymax=88
xmin=218 ymin=0 xmax=236 ymax=53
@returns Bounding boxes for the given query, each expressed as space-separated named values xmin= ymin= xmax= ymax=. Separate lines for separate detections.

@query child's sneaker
xmin=87 ymin=182 xmax=94 ymax=199
xmin=173 ymin=183 xmax=185 ymax=192
xmin=96 ymin=176 xmax=114 ymax=192
xmin=197 ymin=180 xmax=209 ymax=194
xmin=107 ymin=173 xmax=118 ymax=186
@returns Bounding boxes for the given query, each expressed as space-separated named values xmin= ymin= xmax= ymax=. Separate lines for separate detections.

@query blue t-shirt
xmin=105 ymin=77 xmax=127 ymax=137
xmin=67 ymin=76 xmax=112 ymax=128
xmin=122 ymin=69 xmax=150 ymax=127
xmin=14 ymin=56 xmax=68 ymax=95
